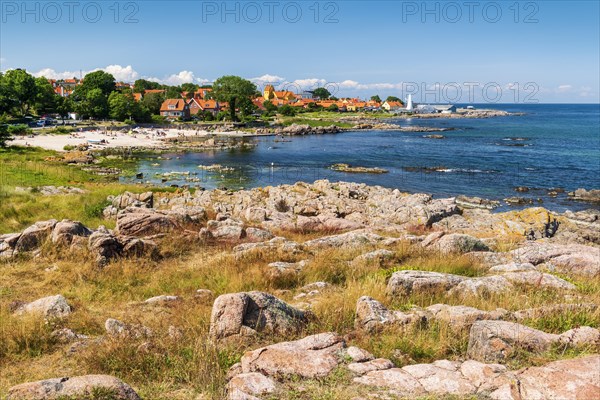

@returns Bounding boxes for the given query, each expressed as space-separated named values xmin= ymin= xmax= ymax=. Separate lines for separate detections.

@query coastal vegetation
xmin=0 ymin=152 xmax=599 ymax=398
xmin=1 ymin=194 xmax=599 ymax=399
xmin=0 ymin=68 xmax=401 ymax=145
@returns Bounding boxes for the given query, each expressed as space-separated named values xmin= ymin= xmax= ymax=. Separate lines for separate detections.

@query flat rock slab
xmin=467 ymin=320 xmax=559 ymax=363
xmin=355 ymin=356 xmax=600 ymax=399
xmin=304 ymin=230 xmax=400 ymax=249
xmin=240 ymin=332 xmax=345 ymax=379
xmin=7 ymin=375 xmax=141 ymax=400
xmin=484 ymin=355 xmax=600 ymax=400
xmin=227 ymin=372 xmax=276 ymax=399
xmin=387 ymin=270 xmax=467 ymax=297
xmin=509 ymin=242 xmax=600 ymax=277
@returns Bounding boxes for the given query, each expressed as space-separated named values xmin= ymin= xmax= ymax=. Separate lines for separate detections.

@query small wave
xmin=503 ymin=137 xmax=531 ymax=141
xmin=496 ymin=142 xmax=532 ymax=147
xmin=403 ymin=166 xmax=498 ymax=174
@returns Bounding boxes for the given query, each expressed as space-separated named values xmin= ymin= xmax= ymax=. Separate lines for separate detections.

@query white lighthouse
xmin=406 ymin=94 xmax=414 ymax=111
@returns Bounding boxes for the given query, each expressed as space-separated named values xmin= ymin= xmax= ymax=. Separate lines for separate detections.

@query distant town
xmin=0 ymin=68 xmax=459 ymax=125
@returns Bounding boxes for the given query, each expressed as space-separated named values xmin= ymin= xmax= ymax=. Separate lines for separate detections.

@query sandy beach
xmin=12 ymin=127 xmax=254 ymax=151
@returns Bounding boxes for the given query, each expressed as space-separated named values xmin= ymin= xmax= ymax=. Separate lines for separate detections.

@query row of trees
xmin=0 ymin=69 xmax=153 ymax=122
xmin=0 ymin=70 xmax=261 ymax=123
xmin=0 ymin=69 xmax=65 ymax=117
xmin=1 ymin=68 xmax=403 ymax=125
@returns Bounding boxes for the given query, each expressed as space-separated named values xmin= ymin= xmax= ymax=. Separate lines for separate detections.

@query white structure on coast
xmin=406 ymin=94 xmax=414 ymax=111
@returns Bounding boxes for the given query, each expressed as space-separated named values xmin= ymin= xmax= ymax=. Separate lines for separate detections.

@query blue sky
xmin=1 ymin=0 xmax=599 ymax=103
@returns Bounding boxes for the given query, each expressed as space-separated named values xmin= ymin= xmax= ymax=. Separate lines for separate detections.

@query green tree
xmin=56 ymin=96 xmax=74 ymax=120
xmin=3 ymin=69 xmax=37 ymax=115
xmin=0 ymin=124 xmax=13 ymax=147
xmin=279 ymin=104 xmax=297 ymax=116
xmin=307 ymin=102 xmax=321 ymax=111
xmin=313 ymin=87 xmax=331 ymax=100
xmin=211 ymin=76 xmax=257 ymax=122
xmin=385 ymin=96 xmax=402 ymax=103
xmin=108 ymin=92 xmax=135 ymax=121
xmin=71 ymin=71 xmax=117 ymax=118
xmin=133 ymin=104 xmax=151 ymax=123
xmin=78 ymin=88 xmax=109 ymax=119
xmin=76 ymin=71 xmax=116 ymax=97
xmin=142 ymin=92 xmax=164 ymax=115
xmin=197 ymin=110 xmax=214 ymax=121
xmin=370 ymin=95 xmax=382 ymax=103
xmin=33 ymin=77 xmax=57 ymax=115
xmin=263 ymin=100 xmax=277 ymax=113
xmin=0 ymin=72 xmax=17 ymax=115
xmin=236 ymin=97 xmax=257 ymax=118
xmin=109 ymin=92 xmax=150 ymax=122
xmin=133 ymin=79 xmax=161 ymax=93
xmin=215 ymin=110 xmax=229 ymax=121
xmin=181 ymin=83 xmax=200 ymax=95
xmin=327 ymin=104 xmax=339 ymax=112
xmin=165 ymin=86 xmax=182 ymax=99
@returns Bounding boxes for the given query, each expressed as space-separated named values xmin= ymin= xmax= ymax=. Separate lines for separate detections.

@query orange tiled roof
xmin=160 ymin=99 xmax=187 ymax=112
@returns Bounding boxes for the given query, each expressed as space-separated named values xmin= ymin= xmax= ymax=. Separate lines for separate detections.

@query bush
xmin=48 ymin=126 xmax=74 ymax=135
xmin=63 ymin=145 xmax=76 ymax=151
xmin=279 ymin=105 xmax=297 ymax=117
xmin=7 ymin=124 xmax=31 ymax=135
xmin=274 ymin=198 xmax=289 ymax=212
xmin=151 ymin=115 xmax=166 ymax=124
xmin=216 ymin=111 xmax=229 ymax=121
xmin=83 ymin=199 xmax=110 ymax=218
xmin=123 ymin=119 xmax=135 ymax=125
xmin=0 ymin=124 xmax=13 ymax=147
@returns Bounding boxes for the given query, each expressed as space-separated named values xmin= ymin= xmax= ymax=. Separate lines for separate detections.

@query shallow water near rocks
xmin=128 ymin=104 xmax=600 ymax=212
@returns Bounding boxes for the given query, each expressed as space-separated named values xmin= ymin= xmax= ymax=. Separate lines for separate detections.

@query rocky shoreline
xmin=255 ymin=122 xmax=453 ymax=136
xmin=2 ymin=180 xmax=599 ymax=399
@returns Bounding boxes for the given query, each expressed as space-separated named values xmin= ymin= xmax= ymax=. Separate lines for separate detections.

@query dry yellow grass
xmin=1 ymin=232 xmax=598 ymax=399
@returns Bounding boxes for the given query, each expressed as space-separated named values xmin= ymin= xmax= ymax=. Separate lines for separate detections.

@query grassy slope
xmin=0 ymin=145 xmax=598 ymax=399
xmin=0 ymin=146 xmax=144 ymax=233
xmin=0 ymin=239 xmax=598 ymax=399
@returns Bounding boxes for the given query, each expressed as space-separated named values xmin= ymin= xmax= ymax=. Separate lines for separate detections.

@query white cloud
xmin=148 ymin=70 xmax=211 ymax=86
xmin=32 ymin=64 xmax=139 ymax=82
xmin=557 ymin=84 xmax=573 ymax=92
xmin=33 ymin=68 xmax=81 ymax=80
xmin=288 ymin=78 xmax=328 ymax=90
xmin=31 ymin=65 xmax=213 ymax=86
xmin=578 ymin=86 xmax=593 ymax=97
xmin=250 ymin=74 xmax=285 ymax=88
xmin=103 ymin=65 xmax=139 ymax=82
